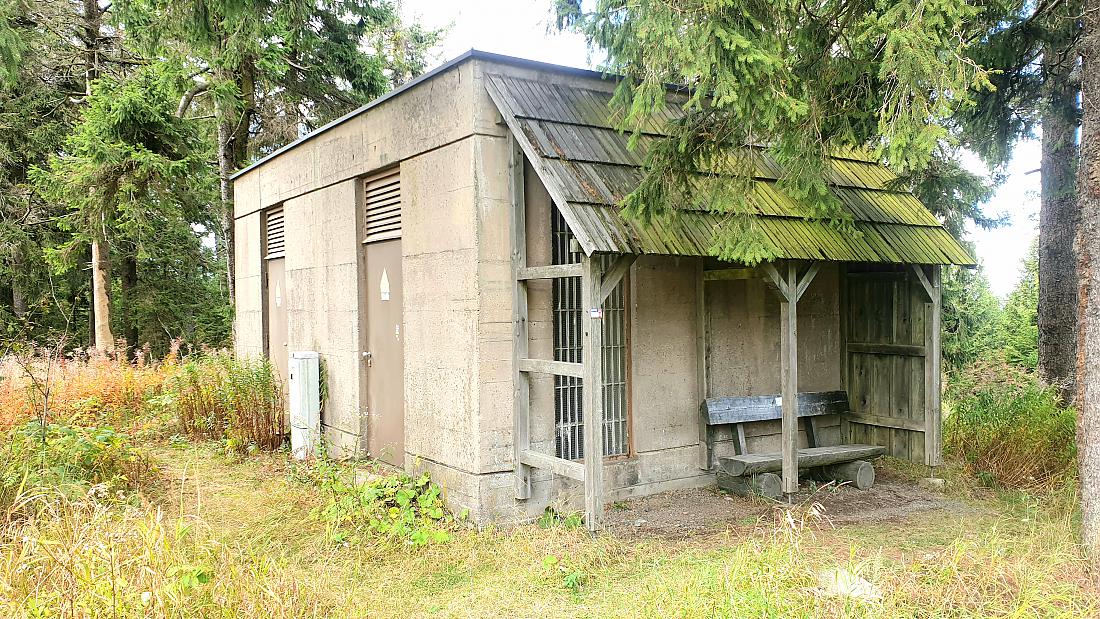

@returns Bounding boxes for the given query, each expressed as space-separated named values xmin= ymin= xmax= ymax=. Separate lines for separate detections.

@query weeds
xmin=537 ymin=507 xmax=584 ymax=529
xmin=945 ymin=359 xmax=1076 ymax=490
xmin=298 ymin=457 xmax=453 ymax=546
xmin=0 ymin=420 xmax=157 ymax=521
xmin=0 ymin=493 xmax=330 ymax=618
xmin=162 ymin=353 xmax=285 ymax=454
xmin=0 ymin=351 xmax=170 ymax=432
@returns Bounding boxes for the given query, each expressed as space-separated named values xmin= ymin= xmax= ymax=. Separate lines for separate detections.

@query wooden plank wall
xmin=844 ymin=265 xmax=927 ymax=463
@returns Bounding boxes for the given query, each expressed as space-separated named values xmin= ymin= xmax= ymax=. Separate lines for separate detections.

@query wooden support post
xmin=926 ymin=266 xmax=943 ymax=466
xmin=510 ymin=137 xmax=531 ymax=500
xmin=600 ymin=254 xmax=636 ymax=303
xmin=838 ymin=264 xmax=851 ymax=443
xmin=696 ymin=259 xmax=710 ymax=470
xmin=765 ymin=260 xmax=820 ymax=494
xmin=581 ymin=254 xmax=604 ymax=531
xmin=911 ymin=264 xmax=943 ymax=466
xmin=779 ymin=262 xmax=799 ymax=494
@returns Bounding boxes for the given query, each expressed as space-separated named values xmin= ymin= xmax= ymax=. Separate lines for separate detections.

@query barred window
xmin=551 ymin=206 xmax=629 ymax=460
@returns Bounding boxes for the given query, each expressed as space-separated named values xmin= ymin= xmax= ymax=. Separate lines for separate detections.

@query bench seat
xmin=718 ymin=444 xmax=887 ymax=477
xmin=702 ymin=391 xmax=887 ymax=496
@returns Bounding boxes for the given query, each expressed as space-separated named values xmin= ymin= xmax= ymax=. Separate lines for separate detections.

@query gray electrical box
xmin=288 ymin=351 xmax=321 ymax=460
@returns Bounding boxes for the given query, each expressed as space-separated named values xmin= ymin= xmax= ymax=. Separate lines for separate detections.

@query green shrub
xmin=162 ymin=353 xmax=285 ymax=454
xmin=300 ymin=459 xmax=453 ymax=546
xmin=944 ymin=360 xmax=1076 ymax=490
xmin=0 ymin=420 xmax=157 ymax=519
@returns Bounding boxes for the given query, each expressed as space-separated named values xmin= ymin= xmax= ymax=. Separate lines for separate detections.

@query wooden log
xmin=817 ymin=460 xmax=875 ymax=490
xmin=718 ymin=471 xmax=783 ymax=500
xmin=718 ymin=444 xmax=886 ymax=476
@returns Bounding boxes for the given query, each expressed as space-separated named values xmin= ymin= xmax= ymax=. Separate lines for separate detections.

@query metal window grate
xmin=551 ymin=207 xmax=629 ymax=460
xmin=265 ymin=207 xmax=285 ymax=259
xmin=363 ymin=169 xmax=401 ymax=243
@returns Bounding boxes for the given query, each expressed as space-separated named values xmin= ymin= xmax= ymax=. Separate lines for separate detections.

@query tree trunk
xmin=217 ymin=115 xmax=236 ymax=305
xmin=85 ymin=244 xmax=95 ymax=348
xmin=91 ymin=237 xmax=114 ymax=354
xmin=83 ymin=0 xmax=113 ymax=354
xmin=120 ymin=252 xmax=138 ymax=354
xmin=215 ymin=57 xmax=255 ymax=307
xmin=11 ymin=245 xmax=28 ymax=318
xmin=1075 ymin=0 xmax=1100 ymax=557
xmin=1039 ymin=4 xmax=1081 ymax=404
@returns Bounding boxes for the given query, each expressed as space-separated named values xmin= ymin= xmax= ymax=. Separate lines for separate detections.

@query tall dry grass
xmin=944 ymin=359 xmax=1077 ymax=490
xmin=0 ymin=349 xmax=173 ymax=432
xmin=161 ymin=353 xmax=285 ymax=453
xmin=0 ymin=492 xmax=332 ymax=618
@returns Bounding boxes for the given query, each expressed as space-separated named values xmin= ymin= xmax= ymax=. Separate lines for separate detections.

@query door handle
xmin=362 ymin=351 xmax=372 ymax=367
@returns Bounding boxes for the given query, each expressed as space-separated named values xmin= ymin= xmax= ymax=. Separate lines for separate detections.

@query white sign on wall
xmin=380 ymin=268 xmax=390 ymax=301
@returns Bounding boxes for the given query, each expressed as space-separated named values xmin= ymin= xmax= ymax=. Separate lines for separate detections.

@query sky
xmin=402 ymin=0 xmax=1041 ymax=298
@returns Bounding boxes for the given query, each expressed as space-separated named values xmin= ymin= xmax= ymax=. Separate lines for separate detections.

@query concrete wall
xmin=401 ymin=137 xmax=484 ymax=514
xmin=281 ymin=180 xmax=364 ymax=453
xmin=232 ymin=60 xmax=485 ymax=466
xmin=233 ymin=211 xmax=264 ymax=359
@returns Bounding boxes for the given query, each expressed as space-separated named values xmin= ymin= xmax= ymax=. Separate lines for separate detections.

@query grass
xmin=2 ymin=445 xmax=1095 ymax=618
xmin=944 ymin=359 xmax=1077 ymax=490
xmin=1 ymin=355 xmax=1096 ymax=617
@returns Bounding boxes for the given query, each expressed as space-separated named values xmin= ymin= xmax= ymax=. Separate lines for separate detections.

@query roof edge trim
xmin=485 ymin=74 xmax=602 ymax=256
xmin=230 ymin=50 xmax=617 ymax=181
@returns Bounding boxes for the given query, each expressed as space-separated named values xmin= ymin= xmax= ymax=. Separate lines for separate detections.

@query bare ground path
xmin=604 ymin=467 xmax=975 ymax=539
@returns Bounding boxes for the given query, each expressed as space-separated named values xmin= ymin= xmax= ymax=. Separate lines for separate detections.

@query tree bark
xmin=90 ymin=237 xmax=114 ymax=353
xmin=1075 ymin=0 xmax=1100 ymax=557
xmin=1039 ymin=9 xmax=1080 ymax=403
xmin=83 ymin=0 xmax=113 ymax=354
xmin=11 ymin=245 xmax=28 ymax=318
xmin=215 ymin=57 xmax=255 ymax=307
xmin=120 ymin=252 xmax=138 ymax=354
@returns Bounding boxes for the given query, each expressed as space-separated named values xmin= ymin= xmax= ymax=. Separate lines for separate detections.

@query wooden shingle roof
xmin=486 ymin=74 xmax=975 ymax=265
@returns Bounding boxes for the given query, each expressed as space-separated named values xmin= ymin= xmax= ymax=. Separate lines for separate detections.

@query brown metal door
xmin=363 ymin=239 xmax=405 ymax=466
xmin=265 ymin=257 xmax=288 ymax=382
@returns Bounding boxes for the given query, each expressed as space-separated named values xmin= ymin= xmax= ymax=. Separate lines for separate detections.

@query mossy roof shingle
xmin=486 ymin=73 xmax=974 ymax=265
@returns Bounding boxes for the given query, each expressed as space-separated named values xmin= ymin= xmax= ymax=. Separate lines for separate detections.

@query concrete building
xmin=232 ymin=51 xmax=973 ymax=529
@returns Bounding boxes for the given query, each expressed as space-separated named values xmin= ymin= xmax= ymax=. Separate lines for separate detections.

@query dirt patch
xmin=604 ymin=467 xmax=969 ymax=539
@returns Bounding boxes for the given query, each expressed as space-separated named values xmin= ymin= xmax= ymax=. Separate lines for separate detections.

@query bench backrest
xmin=702 ymin=390 xmax=850 ymax=426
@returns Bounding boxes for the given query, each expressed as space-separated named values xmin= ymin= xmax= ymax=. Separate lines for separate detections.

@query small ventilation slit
xmin=265 ymin=207 xmax=285 ymax=259
xmin=363 ymin=169 xmax=401 ymax=243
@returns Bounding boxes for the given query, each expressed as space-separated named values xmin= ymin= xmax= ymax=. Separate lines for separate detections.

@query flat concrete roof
xmin=230 ymin=50 xmax=612 ymax=181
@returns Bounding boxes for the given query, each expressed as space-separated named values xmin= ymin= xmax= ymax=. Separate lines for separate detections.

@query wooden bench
xmin=701 ymin=391 xmax=886 ymax=499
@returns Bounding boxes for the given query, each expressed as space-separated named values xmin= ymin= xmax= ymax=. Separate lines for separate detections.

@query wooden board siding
xmin=844 ymin=265 xmax=928 ymax=463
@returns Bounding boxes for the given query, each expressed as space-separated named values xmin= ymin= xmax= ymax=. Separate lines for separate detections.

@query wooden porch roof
xmin=486 ymin=74 xmax=975 ymax=266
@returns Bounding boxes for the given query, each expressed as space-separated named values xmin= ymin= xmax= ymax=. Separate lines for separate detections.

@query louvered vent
xmin=265 ymin=207 xmax=285 ymax=258
xmin=363 ymin=169 xmax=401 ymax=243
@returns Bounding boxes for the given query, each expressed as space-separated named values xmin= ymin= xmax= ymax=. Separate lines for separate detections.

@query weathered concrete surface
xmin=233 ymin=211 xmax=264 ymax=359
xmin=706 ymin=264 xmax=842 ymax=396
xmin=281 ymin=179 xmax=364 ymax=455
xmin=234 ymin=61 xmax=480 ymax=218
xmin=401 ymin=137 xmax=480 ymax=475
